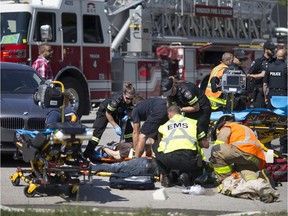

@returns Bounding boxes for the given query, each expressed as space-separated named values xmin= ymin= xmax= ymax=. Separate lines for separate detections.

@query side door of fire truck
xmin=80 ymin=0 xmax=112 ymax=103
xmin=31 ymin=1 xmax=90 ymax=117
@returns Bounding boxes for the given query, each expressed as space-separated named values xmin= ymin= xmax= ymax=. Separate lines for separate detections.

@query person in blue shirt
xmin=45 ymin=89 xmax=78 ymax=127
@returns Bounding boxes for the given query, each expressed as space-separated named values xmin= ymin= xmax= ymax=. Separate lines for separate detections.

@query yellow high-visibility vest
xmin=158 ymin=114 xmax=198 ymax=154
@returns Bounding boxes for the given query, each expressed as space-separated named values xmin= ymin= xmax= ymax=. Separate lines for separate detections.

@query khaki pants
xmin=210 ymin=144 xmax=261 ymax=183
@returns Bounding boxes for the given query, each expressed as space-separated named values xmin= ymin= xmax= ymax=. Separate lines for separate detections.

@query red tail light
xmin=140 ymin=69 xmax=147 ymax=76
xmin=0 ymin=44 xmax=27 ymax=63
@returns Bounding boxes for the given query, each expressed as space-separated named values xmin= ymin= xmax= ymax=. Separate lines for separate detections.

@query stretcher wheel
xmin=11 ymin=177 xmax=20 ymax=186
xmin=68 ymin=185 xmax=79 ymax=197
xmin=23 ymin=186 xmax=36 ymax=197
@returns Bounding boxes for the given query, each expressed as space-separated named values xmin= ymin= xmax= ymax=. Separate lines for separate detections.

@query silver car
xmin=1 ymin=62 xmax=48 ymax=154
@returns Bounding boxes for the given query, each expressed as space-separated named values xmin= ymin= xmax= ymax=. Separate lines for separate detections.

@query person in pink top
xmin=32 ymin=43 xmax=53 ymax=79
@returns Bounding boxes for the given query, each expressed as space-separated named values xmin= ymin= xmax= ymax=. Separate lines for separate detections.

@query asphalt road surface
xmin=1 ymin=111 xmax=287 ymax=215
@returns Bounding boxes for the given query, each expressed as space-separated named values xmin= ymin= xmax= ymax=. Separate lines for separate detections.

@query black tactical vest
xmin=268 ymin=61 xmax=287 ymax=90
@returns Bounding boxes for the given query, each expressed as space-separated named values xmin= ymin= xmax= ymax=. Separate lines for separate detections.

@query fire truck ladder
xmin=107 ymin=0 xmax=277 ymax=45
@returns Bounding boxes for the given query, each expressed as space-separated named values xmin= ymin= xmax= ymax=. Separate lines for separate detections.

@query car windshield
xmin=1 ymin=12 xmax=31 ymax=44
xmin=1 ymin=68 xmax=42 ymax=94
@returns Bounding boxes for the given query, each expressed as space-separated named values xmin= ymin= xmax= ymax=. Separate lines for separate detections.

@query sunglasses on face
xmin=125 ymin=96 xmax=134 ymax=101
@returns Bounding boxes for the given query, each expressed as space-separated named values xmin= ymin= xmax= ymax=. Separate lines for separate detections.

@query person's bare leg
xmin=145 ymin=138 xmax=155 ymax=157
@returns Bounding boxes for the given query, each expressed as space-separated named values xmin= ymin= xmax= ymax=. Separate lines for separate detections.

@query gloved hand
xmin=122 ymin=115 xmax=128 ymax=121
xmin=114 ymin=125 xmax=122 ymax=136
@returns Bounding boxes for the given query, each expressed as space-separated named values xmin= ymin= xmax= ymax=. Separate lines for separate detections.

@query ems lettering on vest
xmin=269 ymin=71 xmax=281 ymax=76
xmin=168 ymin=122 xmax=188 ymax=130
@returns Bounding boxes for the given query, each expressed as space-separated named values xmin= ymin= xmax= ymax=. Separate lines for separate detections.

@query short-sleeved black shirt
xmin=172 ymin=82 xmax=210 ymax=111
xmin=248 ymin=56 xmax=275 ymax=86
xmin=131 ymin=98 xmax=168 ymax=138
xmin=99 ymin=93 xmax=133 ymax=118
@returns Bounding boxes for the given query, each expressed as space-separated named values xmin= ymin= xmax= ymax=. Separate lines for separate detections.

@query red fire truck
xmin=0 ymin=0 xmax=276 ymax=116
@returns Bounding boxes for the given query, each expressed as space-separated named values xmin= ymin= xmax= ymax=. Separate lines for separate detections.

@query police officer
xmin=83 ymin=83 xmax=136 ymax=162
xmin=161 ymin=77 xmax=211 ymax=138
xmin=130 ymin=96 xmax=169 ymax=158
xmin=247 ymin=40 xmax=276 ymax=108
xmin=152 ymin=105 xmax=209 ymax=187
xmin=263 ymin=48 xmax=287 ymax=153
xmin=263 ymin=48 xmax=287 ymax=107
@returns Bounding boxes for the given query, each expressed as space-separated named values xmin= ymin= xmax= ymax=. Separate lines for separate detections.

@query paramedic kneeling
xmin=152 ymin=105 xmax=209 ymax=187
xmin=210 ymin=122 xmax=266 ymax=183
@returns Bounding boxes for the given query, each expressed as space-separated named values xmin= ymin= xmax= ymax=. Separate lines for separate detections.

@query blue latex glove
xmin=122 ymin=115 xmax=128 ymax=121
xmin=114 ymin=125 xmax=122 ymax=136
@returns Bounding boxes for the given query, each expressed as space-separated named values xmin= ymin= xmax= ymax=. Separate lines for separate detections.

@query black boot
xmin=177 ymin=173 xmax=191 ymax=187
xmin=161 ymin=174 xmax=173 ymax=187
xmin=83 ymin=140 xmax=98 ymax=159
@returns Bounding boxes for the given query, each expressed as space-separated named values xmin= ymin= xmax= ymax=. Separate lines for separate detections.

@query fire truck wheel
xmin=61 ymin=77 xmax=85 ymax=118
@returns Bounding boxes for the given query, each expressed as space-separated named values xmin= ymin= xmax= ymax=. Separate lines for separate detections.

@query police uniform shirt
xmin=172 ymin=82 xmax=210 ymax=111
xmin=263 ymin=59 xmax=287 ymax=93
xmin=99 ymin=93 xmax=133 ymax=118
xmin=248 ymin=56 xmax=274 ymax=86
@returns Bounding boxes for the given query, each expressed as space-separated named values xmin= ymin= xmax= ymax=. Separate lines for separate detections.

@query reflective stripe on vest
xmin=205 ymin=65 xmax=227 ymax=98
xmin=214 ymin=165 xmax=232 ymax=175
xmin=231 ymin=125 xmax=262 ymax=149
xmin=207 ymin=96 xmax=227 ymax=110
xmin=161 ymin=118 xmax=197 ymax=153
xmin=225 ymin=123 xmax=266 ymax=169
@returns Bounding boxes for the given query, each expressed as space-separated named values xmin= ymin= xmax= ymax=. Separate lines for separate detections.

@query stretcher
xmin=92 ymin=155 xmax=153 ymax=164
xmin=209 ymin=96 xmax=287 ymax=146
xmin=9 ymin=123 xmax=94 ymax=197
xmin=9 ymin=81 xmax=94 ymax=197
xmin=93 ymin=157 xmax=132 ymax=163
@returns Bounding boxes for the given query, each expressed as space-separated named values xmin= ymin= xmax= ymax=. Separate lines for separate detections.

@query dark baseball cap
xmin=234 ymin=49 xmax=247 ymax=60
xmin=263 ymin=41 xmax=276 ymax=50
xmin=161 ymin=78 xmax=173 ymax=97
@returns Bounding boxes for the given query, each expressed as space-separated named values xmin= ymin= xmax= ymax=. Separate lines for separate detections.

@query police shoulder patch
xmin=110 ymin=99 xmax=118 ymax=108
xmin=183 ymin=90 xmax=192 ymax=100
